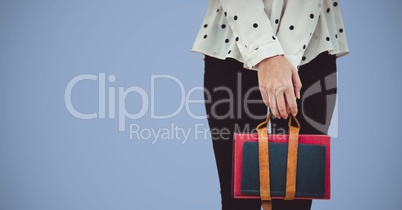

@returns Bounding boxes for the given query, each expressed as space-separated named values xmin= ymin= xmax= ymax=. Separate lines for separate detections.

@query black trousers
xmin=204 ymin=52 xmax=337 ymax=210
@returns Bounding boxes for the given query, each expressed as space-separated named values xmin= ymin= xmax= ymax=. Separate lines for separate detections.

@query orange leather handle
xmin=257 ymin=111 xmax=300 ymax=210
xmin=285 ymin=115 xmax=300 ymax=200
xmin=258 ymin=112 xmax=272 ymax=210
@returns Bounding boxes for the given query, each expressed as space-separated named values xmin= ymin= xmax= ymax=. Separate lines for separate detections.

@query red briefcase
xmin=232 ymin=112 xmax=330 ymax=209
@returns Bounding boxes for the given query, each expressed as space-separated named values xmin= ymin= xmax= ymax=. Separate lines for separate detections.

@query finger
xmin=284 ymin=85 xmax=298 ymax=116
xmin=268 ymin=91 xmax=280 ymax=119
xmin=259 ymin=87 xmax=270 ymax=107
xmin=291 ymin=68 xmax=302 ymax=99
xmin=275 ymin=90 xmax=288 ymax=119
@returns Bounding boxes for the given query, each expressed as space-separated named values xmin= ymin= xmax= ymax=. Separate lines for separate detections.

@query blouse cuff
xmin=242 ymin=35 xmax=285 ymax=70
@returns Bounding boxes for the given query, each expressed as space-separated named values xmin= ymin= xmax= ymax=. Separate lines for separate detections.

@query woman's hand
xmin=256 ymin=55 xmax=302 ymax=119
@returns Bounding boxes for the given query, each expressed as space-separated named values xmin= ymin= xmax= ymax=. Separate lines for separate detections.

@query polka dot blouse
xmin=191 ymin=0 xmax=350 ymax=70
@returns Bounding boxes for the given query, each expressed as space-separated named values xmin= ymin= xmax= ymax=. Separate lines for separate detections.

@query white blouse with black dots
xmin=191 ymin=0 xmax=349 ymax=70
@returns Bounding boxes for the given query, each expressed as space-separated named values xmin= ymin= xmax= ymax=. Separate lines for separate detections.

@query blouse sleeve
xmin=219 ymin=0 xmax=324 ymax=70
xmin=218 ymin=0 xmax=285 ymax=69
xmin=276 ymin=0 xmax=324 ymax=69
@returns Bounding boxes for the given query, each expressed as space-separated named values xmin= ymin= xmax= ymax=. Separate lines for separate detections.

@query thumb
xmin=291 ymin=68 xmax=302 ymax=99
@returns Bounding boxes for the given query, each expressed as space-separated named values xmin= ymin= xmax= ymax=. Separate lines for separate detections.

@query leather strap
xmin=257 ymin=112 xmax=271 ymax=210
xmin=257 ymin=112 xmax=300 ymax=209
xmin=284 ymin=116 xmax=300 ymax=200
xmin=262 ymin=200 xmax=272 ymax=210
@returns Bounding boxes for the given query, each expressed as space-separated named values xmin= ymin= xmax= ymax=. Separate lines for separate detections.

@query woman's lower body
xmin=204 ymin=52 xmax=337 ymax=210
